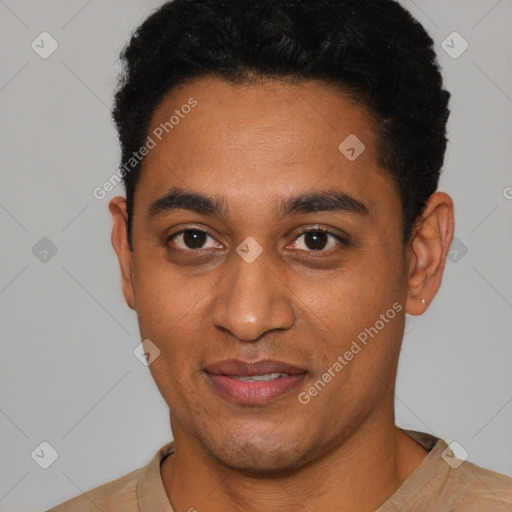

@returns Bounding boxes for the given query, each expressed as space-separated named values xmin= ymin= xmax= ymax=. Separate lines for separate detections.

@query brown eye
xmin=291 ymin=229 xmax=345 ymax=252
xmin=303 ymin=231 xmax=329 ymax=250
xmin=169 ymin=229 xmax=221 ymax=250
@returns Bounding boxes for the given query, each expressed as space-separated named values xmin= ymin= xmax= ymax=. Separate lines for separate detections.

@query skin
xmin=110 ymin=77 xmax=454 ymax=512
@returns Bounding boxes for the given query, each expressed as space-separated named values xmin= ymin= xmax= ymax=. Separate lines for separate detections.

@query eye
xmin=168 ymin=229 xmax=222 ymax=251
xmin=289 ymin=228 xmax=345 ymax=252
xmin=167 ymin=227 xmax=347 ymax=254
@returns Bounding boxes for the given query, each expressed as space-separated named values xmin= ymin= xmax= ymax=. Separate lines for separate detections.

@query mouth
xmin=203 ymin=359 xmax=307 ymax=404
xmin=231 ymin=372 xmax=291 ymax=382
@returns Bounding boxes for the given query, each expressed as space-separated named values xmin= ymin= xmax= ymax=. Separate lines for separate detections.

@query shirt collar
xmin=137 ymin=440 xmax=176 ymax=512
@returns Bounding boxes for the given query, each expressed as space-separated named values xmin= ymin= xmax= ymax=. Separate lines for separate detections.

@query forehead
xmin=136 ymin=77 xmax=396 ymax=215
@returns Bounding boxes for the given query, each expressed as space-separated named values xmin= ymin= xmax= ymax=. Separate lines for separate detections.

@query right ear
xmin=109 ymin=196 xmax=135 ymax=310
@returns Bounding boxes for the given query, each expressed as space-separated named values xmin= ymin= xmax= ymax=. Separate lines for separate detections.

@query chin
xmin=205 ymin=427 xmax=311 ymax=477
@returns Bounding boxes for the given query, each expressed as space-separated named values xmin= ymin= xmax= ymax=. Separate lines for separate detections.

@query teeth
xmin=233 ymin=373 xmax=289 ymax=382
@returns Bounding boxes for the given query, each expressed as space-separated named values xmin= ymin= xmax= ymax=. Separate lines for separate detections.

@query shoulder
xmin=451 ymin=459 xmax=512 ymax=511
xmin=381 ymin=430 xmax=512 ymax=511
xmin=46 ymin=441 xmax=175 ymax=512
xmin=46 ymin=466 xmax=143 ymax=512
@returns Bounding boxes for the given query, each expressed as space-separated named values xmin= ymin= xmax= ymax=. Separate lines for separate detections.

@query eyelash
xmin=166 ymin=227 xmax=348 ymax=254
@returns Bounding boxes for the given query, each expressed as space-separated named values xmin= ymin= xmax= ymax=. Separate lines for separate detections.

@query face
xmin=114 ymin=77 xmax=414 ymax=473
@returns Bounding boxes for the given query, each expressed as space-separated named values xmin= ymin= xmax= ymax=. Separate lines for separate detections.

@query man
xmin=49 ymin=0 xmax=512 ymax=510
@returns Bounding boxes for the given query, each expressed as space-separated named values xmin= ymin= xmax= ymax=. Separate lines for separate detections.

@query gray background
xmin=0 ymin=0 xmax=511 ymax=510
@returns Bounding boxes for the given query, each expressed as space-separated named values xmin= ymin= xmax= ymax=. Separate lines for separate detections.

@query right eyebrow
xmin=147 ymin=187 xmax=228 ymax=220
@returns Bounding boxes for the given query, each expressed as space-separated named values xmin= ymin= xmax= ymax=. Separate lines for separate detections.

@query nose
xmin=211 ymin=247 xmax=295 ymax=342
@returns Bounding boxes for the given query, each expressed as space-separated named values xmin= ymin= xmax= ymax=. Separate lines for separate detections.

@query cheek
xmin=131 ymin=251 xmax=210 ymax=336
xmin=299 ymin=241 xmax=406 ymax=399
xmin=147 ymin=353 xmax=206 ymax=422
xmin=303 ymin=280 xmax=404 ymax=421
xmin=309 ymin=260 xmax=403 ymax=338
xmin=131 ymin=263 xmax=215 ymax=403
xmin=141 ymin=301 xmax=206 ymax=410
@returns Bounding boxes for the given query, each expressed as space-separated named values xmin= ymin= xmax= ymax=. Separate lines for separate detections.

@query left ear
xmin=405 ymin=191 xmax=455 ymax=316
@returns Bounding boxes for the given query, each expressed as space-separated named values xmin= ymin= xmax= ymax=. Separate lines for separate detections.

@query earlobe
xmin=405 ymin=192 xmax=454 ymax=316
xmin=109 ymin=196 xmax=136 ymax=310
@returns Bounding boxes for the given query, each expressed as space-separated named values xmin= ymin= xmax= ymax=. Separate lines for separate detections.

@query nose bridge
xmin=211 ymin=245 xmax=294 ymax=341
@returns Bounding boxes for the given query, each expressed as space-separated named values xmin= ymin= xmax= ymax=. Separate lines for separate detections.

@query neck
xmin=161 ymin=411 xmax=428 ymax=512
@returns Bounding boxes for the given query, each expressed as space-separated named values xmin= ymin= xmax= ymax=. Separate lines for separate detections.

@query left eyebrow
xmin=277 ymin=189 xmax=369 ymax=218
xmin=146 ymin=186 xmax=369 ymax=221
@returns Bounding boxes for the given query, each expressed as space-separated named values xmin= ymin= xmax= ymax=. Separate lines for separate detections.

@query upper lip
xmin=204 ymin=359 xmax=307 ymax=377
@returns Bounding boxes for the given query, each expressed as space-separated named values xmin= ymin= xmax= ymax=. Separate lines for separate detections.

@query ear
xmin=405 ymin=191 xmax=455 ymax=316
xmin=109 ymin=196 xmax=135 ymax=310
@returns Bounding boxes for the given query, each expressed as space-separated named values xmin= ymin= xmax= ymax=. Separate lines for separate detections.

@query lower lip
xmin=206 ymin=373 xmax=306 ymax=404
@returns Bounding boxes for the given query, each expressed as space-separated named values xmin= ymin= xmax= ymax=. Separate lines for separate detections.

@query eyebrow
xmin=146 ymin=186 xmax=368 ymax=220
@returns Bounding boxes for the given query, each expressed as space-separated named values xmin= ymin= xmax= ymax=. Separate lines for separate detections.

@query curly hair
xmin=112 ymin=0 xmax=450 ymax=249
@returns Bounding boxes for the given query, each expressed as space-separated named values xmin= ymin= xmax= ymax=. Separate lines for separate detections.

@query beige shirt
xmin=47 ymin=430 xmax=512 ymax=511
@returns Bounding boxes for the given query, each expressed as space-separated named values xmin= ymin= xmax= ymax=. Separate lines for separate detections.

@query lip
xmin=204 ymin=359 xmax=307 ymax=404
xmin=204 ymin=358 xmax=306 ymax=377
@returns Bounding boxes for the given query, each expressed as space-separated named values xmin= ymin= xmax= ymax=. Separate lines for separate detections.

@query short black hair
xmin=112 ymin=0 xmax=450 ymax=250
